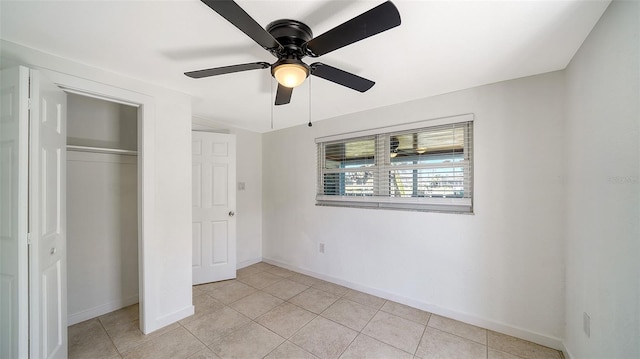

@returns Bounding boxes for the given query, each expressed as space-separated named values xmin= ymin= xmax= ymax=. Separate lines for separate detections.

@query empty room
xmin=0 ymin=0 xmax=637 ymax=359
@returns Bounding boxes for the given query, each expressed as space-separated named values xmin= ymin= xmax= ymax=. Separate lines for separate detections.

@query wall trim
xmin=67 ymin=295 xmax=139 ymax=326
xmin=263 ymin=257 xmax=564 ymax=351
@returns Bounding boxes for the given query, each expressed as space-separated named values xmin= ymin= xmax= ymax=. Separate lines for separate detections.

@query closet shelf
xmin=66 ymin=145 xmax=137 ymax=156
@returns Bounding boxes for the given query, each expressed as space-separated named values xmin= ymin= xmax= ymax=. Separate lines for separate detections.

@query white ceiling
xmin=1 ymin=0 xmax=609 ymax=132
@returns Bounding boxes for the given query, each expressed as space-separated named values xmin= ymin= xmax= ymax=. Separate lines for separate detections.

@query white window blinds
xmin=316 ymin=114 xmax=474 ymax=213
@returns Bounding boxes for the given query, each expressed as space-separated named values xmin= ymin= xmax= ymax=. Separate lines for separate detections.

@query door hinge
xmin=27 ymin=98 xmax=32 ymax=110
xmin=27 ymin=232 xmax=32 ymax=245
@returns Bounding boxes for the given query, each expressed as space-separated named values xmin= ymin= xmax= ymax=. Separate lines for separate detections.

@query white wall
xmin=263 ymin=71 xmax=566 ymax=348
xmin=564 ymin=1 xmax=640 ymax=358
xmin=67 ymin=93 xmax=137 ymax=150
xmin=67 ymin=152 xmax=138 ymax=325
xmin=0 ymin=40 xmax=194 ymax=333
xmin=193 ymin=118 xmax=263 ymax=267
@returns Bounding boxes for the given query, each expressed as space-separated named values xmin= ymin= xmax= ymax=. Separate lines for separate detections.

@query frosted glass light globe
xmin=274 ymin=63 xmax=308 ymax=88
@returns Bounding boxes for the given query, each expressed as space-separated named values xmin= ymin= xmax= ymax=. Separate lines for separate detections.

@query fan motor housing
xmin=266 ymin=19 xmax=313 ymax=57
xmin=270 ymin=58 xmax=310 ymax=77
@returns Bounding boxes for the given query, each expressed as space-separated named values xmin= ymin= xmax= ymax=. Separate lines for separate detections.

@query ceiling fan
xmin=185 ymin=0 xmax=401 ymax=105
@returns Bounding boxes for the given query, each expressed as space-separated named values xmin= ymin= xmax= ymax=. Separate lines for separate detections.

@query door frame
xmin=41 ymin=70 xmax=156 ymax=333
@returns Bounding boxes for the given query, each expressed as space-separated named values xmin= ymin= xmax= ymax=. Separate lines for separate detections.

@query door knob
xmin=228 ymin=211 xmax=235 ymax=217
xmin=50 ymin=247 xmax=56 ymax=255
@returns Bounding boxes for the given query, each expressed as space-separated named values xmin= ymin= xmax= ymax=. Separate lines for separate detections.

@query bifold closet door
xmin=30 ymin=68 xmax=68 ymax=359
xmin=1 ymin=66 xmax=68 ymax=359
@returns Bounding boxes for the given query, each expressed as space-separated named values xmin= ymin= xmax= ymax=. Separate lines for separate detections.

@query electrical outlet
xmin=237 ymin=182 xmax=246 ymax=191
xmin=583 ymin=312 xmax=591 ymax=338
xmin=319 ymin=243 xmax=325 ymax=253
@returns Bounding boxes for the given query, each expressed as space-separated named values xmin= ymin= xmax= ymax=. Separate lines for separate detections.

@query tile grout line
xmin=297 ymin=285 xmax=366 ymax=359
xmin=335 ymin=330 xmax=360 ymax=358
xmin=413 ymin=314 xmax=431 ymax=358
xmin=279 ymin=291 xmax=322 ymax=341
xmin=96 ymin=317 xmax=124 ymax=358
xmin=486 ymin=320 xmax=489 ymax=359
xmin=366 ymin=302 xmax=427 ymax=357
xmin=238 ymin=271 xmax=287 ymax=290
xmin=249 ymin=308 xmax=301 ymax=359
xmin=427 ymin=326 xmax=489 ymax=347
xmin=178 ymin=313 xmax=212 ymax=357
xmin=337 ymin=300 xmax=384 ymax=358
xmin=252 ymin=301 xmax=313 ymax=340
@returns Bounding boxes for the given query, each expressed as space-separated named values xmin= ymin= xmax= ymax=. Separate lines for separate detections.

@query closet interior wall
xmin=66 ymin=93 xmax=139 ymax=325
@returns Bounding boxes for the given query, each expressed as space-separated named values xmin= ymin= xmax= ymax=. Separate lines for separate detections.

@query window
xmin=316 ymin=114 xmax=474 ymax=213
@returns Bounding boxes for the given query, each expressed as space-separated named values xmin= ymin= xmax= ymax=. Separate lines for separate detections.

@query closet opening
xmin=65 ymin=92 xmax=142 ymax=327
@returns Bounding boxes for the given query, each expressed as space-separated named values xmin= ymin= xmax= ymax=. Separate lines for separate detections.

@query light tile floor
xmin=69 ymin=262 xmax=564 ymax=359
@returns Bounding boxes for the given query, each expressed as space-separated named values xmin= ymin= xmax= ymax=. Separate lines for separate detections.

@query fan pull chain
xmin=270 ymin=76 xmax=274 ymax=130
xmin=308 ymin=76 xmax=313 ymax=127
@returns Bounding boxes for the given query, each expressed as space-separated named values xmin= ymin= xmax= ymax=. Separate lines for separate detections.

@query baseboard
xmin=145 ymin=305 xmax=194 ymax=334
xmin=562 ymin=342 xmax=573 ymax=359
xmin=67 ymin=294 xmax=139 ymax=326
xmin=263 ymin=258 xmax=564 ymax=351
xmin=237 ymin=257 xmax=262 ymax=269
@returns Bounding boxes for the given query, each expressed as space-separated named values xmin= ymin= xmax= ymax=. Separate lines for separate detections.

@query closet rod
xmin=66 ymin=145 xmax=138 ymax=156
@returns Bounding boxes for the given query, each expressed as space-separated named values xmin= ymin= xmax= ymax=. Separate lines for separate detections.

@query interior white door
xmin=0 ymin=67 xmax=30 ymax=359
xmin=192 ymin=132 xmax=236 ymax=285
xmin=29 ymin=69 xmax=67 ymax=359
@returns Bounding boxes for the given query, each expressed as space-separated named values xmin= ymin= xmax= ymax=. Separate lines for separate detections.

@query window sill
xmin=315 ymin=200 xmax=474 ymax=214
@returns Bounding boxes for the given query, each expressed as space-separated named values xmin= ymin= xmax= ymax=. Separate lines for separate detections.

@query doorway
xmin=50 ymin=71 xmax=156 ymax=336
xmin=65 ymin=93 xmax=140 ymax=325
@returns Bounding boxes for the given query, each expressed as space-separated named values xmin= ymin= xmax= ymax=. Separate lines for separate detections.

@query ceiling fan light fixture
xmin=187 ymin=0 xmax=401 ymax=105
xmin=273 ymin=63 xmax=309 ymax=88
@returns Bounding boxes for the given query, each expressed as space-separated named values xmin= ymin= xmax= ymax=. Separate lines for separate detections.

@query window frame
xmin=315 ymin=114 xmax=474 ymax=214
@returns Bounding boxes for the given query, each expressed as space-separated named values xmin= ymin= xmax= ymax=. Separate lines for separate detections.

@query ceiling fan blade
xmin=275 ymin=84 xmax=293 ymax=105
xmin=201 ymin=0 xmax=283 ymax=52
xmin=310 ymin=63 xmax=375 ymax=92
xmin=185 ymin=62 xmax=270 ymax=79
xmin=304 ymin=1 xmax=401 ymax=57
